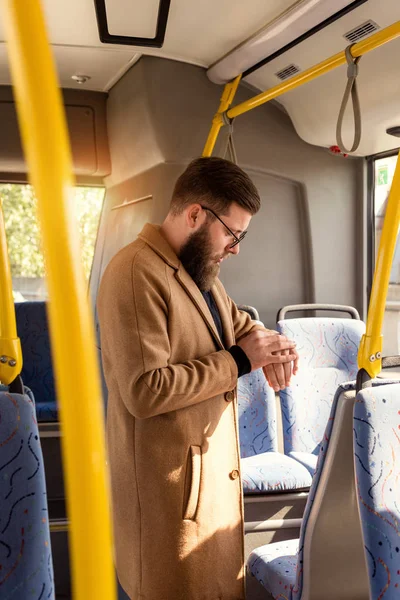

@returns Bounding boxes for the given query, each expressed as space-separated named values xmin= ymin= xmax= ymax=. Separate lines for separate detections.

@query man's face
xmin=179 ymin=204 xmax=252 ymax=291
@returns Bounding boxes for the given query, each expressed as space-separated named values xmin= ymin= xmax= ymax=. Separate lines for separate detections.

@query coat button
xmin=225 ymin=390 xmax=234 ymax=402
xmin=229 ymin=469 xmax=240 ymax=480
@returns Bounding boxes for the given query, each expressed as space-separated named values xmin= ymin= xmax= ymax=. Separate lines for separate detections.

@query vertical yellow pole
xmin=1 ymin=2 xmax=116 ymax=599
xmin=203 ymin=75 xmax=241 ymax=157
xmin=0 ymin=198 xmax=22 ymax=383
xmin=358 ymin=151 xmax=400 ymax=377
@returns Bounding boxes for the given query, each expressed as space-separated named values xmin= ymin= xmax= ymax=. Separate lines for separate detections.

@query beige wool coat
xmin=97 ymin=224 xmax=259 ymax=600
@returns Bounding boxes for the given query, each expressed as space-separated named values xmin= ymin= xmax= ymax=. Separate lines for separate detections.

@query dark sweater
xmin=201 ymin=290 xmax=251 ymax=378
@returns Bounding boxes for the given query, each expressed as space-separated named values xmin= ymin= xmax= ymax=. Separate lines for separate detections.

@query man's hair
xmin=169 ymin=157 xmax=261 ymax=216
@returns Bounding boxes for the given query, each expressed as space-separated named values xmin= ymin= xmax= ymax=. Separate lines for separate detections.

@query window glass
xmin=373 ymin=155 xmax=400 ymax=354
xmin=0 ymin=184 xmax=104 ymax=302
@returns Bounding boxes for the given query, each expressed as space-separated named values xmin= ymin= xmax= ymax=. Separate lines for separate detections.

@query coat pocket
xmin=183 ymin=445 xmax=202 ymax=520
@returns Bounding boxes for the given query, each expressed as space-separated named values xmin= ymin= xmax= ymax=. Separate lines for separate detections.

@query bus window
xmin=374 ymin=154 xmax=400 ymax=355
xmin=0 ymin=183 xmax=104 ymax=301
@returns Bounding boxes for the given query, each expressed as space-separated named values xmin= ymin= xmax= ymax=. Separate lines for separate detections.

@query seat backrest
xmin=0 ymin=387 xmax=54 ymax=598
xmin=277 ymin=317 xmax=365 ymax=455
xmin=14 ymin=302 xmax=57 ymax=421
xmin=237 ymin=368 xmax=277 ymax=457
xmin=291 ymin=380 xmax=371 ymax=600
xmin=354 ymin=381 xmax=400 ymax=599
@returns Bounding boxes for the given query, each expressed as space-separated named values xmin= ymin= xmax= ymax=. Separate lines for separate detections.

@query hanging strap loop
xmin=336 ymin=44 xmax=362 ymax=154
xmin=222 ymin=112 xmax=238 ymax=164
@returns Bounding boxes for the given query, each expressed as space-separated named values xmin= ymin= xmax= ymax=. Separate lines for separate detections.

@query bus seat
xmin=0 ymin=385 xmax=55 ymax=598
xmin=237 ymin=303 xmax=260 ymax=320
xmin=277 ymin=315 xmax=365 ymax=475
xmin=247 ymin=381 xmax=370 ymax=600
xmin=354 ymin=381 xmax=400 ymax=599
xmin=15 ymin=302 xmax=58 ymax=422
xmin=238 ymin=369 xmax=312 ymax=494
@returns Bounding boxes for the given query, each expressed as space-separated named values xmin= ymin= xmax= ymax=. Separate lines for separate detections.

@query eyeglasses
xmin=200 ymin=205 xmax=247 ymax=248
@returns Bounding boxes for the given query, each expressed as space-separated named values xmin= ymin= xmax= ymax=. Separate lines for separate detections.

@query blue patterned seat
xmin=238 ymin=369 xmax=312 ymax=494
xmin=354 ymin=382 xmax=400 ymax=599
xmin=277 ymin=317 xmax=365 ymax=474
xmin=247 ymin=381 xmax=372 ymax=599
xmin=0 ymin=386 xmax=54 ymax=598
xmin=14 ymin=302 xmax=58 ymax=422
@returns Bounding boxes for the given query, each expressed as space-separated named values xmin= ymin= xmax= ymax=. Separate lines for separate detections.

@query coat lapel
xmin=175 ymin=267 xmax=224 ymax=350
xmin=138 ymin=223 xmax=227 ymax=350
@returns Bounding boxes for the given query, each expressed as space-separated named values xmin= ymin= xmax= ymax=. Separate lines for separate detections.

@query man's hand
xmin=237 ymin=330 xmax=297 ymax=372
xmin=263 ymin=348 xmax=299 ymax=392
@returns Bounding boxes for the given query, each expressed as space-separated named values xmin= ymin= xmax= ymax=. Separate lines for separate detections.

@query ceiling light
xmin=71 ymin=75 xmax=91 ymax=85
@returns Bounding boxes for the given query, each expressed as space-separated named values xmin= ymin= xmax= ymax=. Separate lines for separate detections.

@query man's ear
xmin=186 ymin=204 xmax=202 ymax=229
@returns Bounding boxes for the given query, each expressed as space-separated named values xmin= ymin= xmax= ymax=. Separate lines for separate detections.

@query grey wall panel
xmin=0 ymin=87 xmax=111 ymax=176
xmin=218 ymin=170 xmax=313 ymax=327
xmin=96 ymin=56 xmax=363 ymax=322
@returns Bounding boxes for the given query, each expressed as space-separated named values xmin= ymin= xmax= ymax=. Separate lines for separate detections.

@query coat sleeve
xmin=98 ymin=250 xmax=239 ymax=419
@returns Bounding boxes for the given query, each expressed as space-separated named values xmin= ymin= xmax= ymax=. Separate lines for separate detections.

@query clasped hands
xmin=237 ymin=329 xmax=299 ymax=392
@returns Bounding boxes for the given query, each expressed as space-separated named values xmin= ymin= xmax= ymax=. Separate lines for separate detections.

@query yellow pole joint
xmin=357 ymin=334 xmax=383 ymax=378
xmin=0 ymin=339 xmax=22 ymax=385
xmin=203 ymin=75 xmax=241 ymax=157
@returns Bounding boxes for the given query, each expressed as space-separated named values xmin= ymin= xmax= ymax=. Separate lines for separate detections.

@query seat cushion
xmin=241 ymin=452 xmax=312 ymax=494
xmin=289 ymin=451 xmax=318 ymax=476
xmin=247 ymin=538 xmax=299 ymax=599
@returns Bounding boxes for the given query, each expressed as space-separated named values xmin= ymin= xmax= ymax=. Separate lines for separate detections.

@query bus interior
xmin=1 ymin=1 xmax=400 ymax=599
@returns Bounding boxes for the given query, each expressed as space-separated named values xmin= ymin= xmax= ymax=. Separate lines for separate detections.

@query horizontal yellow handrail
xmin=2 ymin=1 xmax=116 ymax=599
xmin=227 ymin=20 xmax=400 ymax=120
xmin=203 ymin=21 xmax=400 ymax=156
xmin=358 ymin=151 xmax=400 ymax=377
xmin=0 ymin=198 xmax=22 ymax=384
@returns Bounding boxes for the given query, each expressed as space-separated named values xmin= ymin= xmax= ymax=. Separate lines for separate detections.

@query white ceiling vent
xmin=344 ymin=20 xmax=380 ymax=44
xmin=275 ymin=64 xmax=301 ymax=81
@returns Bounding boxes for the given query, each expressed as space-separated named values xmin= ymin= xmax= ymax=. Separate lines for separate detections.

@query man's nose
xmin=228 ymin=243 xmax=240 ymax=255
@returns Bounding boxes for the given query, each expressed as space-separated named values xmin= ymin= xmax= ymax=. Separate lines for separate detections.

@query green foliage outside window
xmin=0 ymin=184 xmax=104 ymax=280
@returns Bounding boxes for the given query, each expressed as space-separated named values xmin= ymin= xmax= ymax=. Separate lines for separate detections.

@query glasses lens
xmin=230 ymin=231 xmax=246 ymax=248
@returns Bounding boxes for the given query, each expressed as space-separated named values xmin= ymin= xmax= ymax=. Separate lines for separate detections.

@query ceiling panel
xmin=0 ymin=43 xmax=140 ymax=92
xmin=0 ymin=0 xmax=300 ymax=65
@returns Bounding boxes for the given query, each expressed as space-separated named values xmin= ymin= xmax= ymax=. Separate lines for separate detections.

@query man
xmin=97 ymin=157 xmax=298 ymax=600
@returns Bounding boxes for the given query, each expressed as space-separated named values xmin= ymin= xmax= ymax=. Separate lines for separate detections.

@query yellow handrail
xmin=0 ymin=198 xmax=22 ymax=384
xmin=203 ymin=21 xmax=400 ymax=155
xmin=228 ymin=21 xmax=400 ymax=120
xmin=358 ymin=152 xmax=400 ymax=377
xmin=2 ymin=2 xmax=116 ymax=599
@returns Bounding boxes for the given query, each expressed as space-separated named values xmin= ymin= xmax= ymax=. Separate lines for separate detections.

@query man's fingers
xmin=270 ymin=353 xmax=298 ymax=364
xmin=293 ymin=351 xmax=299 ymax=375
xmin=272 ymin=363 xmax=286 ymax=391
xmin=282 ymin=349 xmax=292 ymax=387
xmin=266 ymin=340 xmax=296 ymax=354
xmin=263 ymin=364 xmax=278 ymax=391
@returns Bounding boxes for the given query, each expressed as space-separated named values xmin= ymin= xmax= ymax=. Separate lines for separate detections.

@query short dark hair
xmin=170 ymin=157 xmax=260 ymax=216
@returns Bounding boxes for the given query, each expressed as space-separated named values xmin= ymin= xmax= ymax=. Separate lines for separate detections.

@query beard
xmin=178 ymin=224 xmax=221 ymax=291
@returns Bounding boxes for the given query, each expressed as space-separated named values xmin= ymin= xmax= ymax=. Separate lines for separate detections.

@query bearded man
xmin=97 ymin=157 xmax=298 ymax=600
